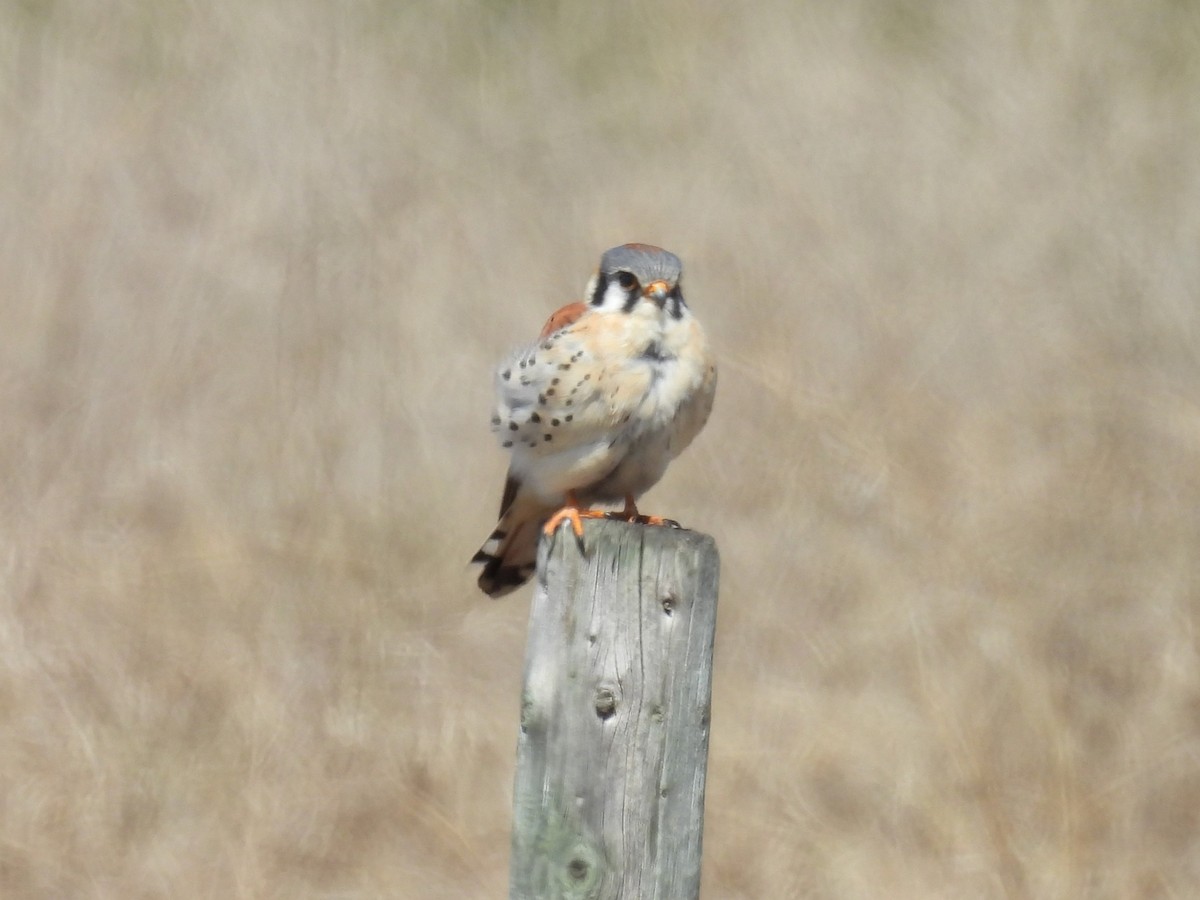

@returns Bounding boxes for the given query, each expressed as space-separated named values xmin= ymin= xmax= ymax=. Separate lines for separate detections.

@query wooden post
xmin=509 ymin=517 xmax=720 ymax=900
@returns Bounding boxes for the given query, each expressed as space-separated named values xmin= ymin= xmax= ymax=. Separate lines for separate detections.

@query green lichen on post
xmin=519 ymin=805 xmax=608 ymax=899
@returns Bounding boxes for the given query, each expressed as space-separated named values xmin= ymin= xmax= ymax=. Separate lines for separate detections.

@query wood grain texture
xmin=509 ymin=518 xmax=720 ymax=900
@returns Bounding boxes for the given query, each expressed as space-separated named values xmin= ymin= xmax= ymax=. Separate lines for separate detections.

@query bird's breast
xmin=638 ymin=340 xmax=671 ymax=363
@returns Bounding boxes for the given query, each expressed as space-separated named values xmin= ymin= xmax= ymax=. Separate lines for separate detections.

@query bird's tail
xmin=471 ymin=488 xmax=556 ymax=598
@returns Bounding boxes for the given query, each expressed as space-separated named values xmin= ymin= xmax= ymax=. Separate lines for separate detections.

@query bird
xmin=471 ymin=243 xmax=717 ymax=597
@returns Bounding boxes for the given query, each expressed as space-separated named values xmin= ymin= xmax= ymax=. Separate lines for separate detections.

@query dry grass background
xmin=2 ymin=1 xmax=1199 ymax=897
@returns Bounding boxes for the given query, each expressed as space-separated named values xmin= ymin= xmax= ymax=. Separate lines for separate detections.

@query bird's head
xmin=585 ymin=243 xmax=686 ymax=319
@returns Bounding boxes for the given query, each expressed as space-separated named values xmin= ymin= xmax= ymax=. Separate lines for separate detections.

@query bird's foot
xmin=634 ymin=514 xmax=682 ymax=528
xmin=606 ymin=495 xmax=682 ymax=529
xmin=543 ymin=505 xmax=608 ymax=538
xmin=543 ymin=493 xmax=608 ymax=549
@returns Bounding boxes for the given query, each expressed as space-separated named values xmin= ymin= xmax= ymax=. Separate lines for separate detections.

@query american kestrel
xmin=471 ymin=243 xmax=717 ymax=597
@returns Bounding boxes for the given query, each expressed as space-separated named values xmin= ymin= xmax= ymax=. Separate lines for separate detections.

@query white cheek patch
xmin=599 ymin=280 xmax=631 ymax=312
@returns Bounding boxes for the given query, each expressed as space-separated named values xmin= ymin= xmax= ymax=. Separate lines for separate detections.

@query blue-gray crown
xmin=599 ymin=244 xmax=682 ymax=286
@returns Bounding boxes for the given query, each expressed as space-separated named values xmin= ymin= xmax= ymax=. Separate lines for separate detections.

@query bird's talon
xmin=606 ymin=504 xmax=683 ymax=529
xmin=635 ymin=514 xmax=681 ymax=528
xmin=543 ymin=493 xmax=607 ymax=546
xmin=543 ymin=507 xmax=584 ymax=538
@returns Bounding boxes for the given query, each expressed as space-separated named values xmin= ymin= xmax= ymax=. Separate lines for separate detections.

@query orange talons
xmin=638 ymin=514 xmax=682 ymax=528
xmin=543 ymin=492 xmax=607 ymax=538
xmin=606 ymin=494 xmax=681 ymax=528
xmin=543 ymin=506 xmax=582 ymax=538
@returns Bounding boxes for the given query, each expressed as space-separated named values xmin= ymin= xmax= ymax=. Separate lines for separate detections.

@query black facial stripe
xmin=621 ymin=286 xmax=640 ymax=313
xmin=669 ymin=288 xmax=685 ymax=320
xmin=589 ymin=272 xmax=608 ymax=306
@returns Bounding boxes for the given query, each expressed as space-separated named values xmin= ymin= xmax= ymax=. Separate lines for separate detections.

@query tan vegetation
xmin=2 ymin=1 xmax=1199 ymax=896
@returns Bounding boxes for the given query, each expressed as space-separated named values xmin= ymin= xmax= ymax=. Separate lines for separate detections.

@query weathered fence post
xmin=509 ymin=517 xmax=720 ymax=900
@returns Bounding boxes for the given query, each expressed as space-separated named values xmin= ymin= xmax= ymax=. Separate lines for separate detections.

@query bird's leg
xmin=542 ymin=491 xmax=608 ymax=540
xmin=609 ymin=494 xmax=682 ymax=528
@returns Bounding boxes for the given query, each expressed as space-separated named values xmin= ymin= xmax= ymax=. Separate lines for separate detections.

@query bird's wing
xmin=492 ymin=310 xmax=649 ymax=460
xmin=539 ymin=301 xmax=587 ymax=338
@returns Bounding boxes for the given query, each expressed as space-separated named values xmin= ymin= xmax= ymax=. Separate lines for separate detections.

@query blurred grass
xmin=2 ymin=0 xmax=1199 ymax=896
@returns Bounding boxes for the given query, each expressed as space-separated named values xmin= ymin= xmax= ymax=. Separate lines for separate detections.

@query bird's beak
xmin=643 ymin=280 xmax=670 ymax=305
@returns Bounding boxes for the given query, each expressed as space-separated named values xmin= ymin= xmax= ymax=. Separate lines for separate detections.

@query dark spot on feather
xmin=583 ymin=374 xmax=591 ymax=381
xmin=502 ymin=440 xmax=513 ymax=448
xmin=551 ymin=378 xmax=560 ymax=385
xmin=565 ymin=414 xmax=574 ymax=422
xmin=546 ymin=388 xmax=556 ymax=396
xmin=559 ymin=363 xmax=571 ymax=371
xmin=551 ymin=418 xmax=560 ymax=426
xmin=543 ymin=434 xmax=552 ymax=442
xmin=491 ymin=415 xmax=500 ymax=426
xmin=530 ymin=412 xmax=541 ymax=423
xmin=538 ymin=393 xmax=547 ymax=405
xmin=566 ymin=399 xmax=573 ymax=406
xmin=508 ymin=422 xmax=519 ymax=431
xmin=502 ymin=369 xmax=511 ymax=380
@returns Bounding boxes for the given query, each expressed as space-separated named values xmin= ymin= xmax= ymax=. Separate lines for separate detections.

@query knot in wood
xmin=566 ymin=856 xmax=590 ymax=881
xmin=593 ymin=687 xmax=617 ymax=720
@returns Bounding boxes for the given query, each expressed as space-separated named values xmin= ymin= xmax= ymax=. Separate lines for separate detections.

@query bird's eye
xmin=616 ymin=271 xmax=638 ymax=291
